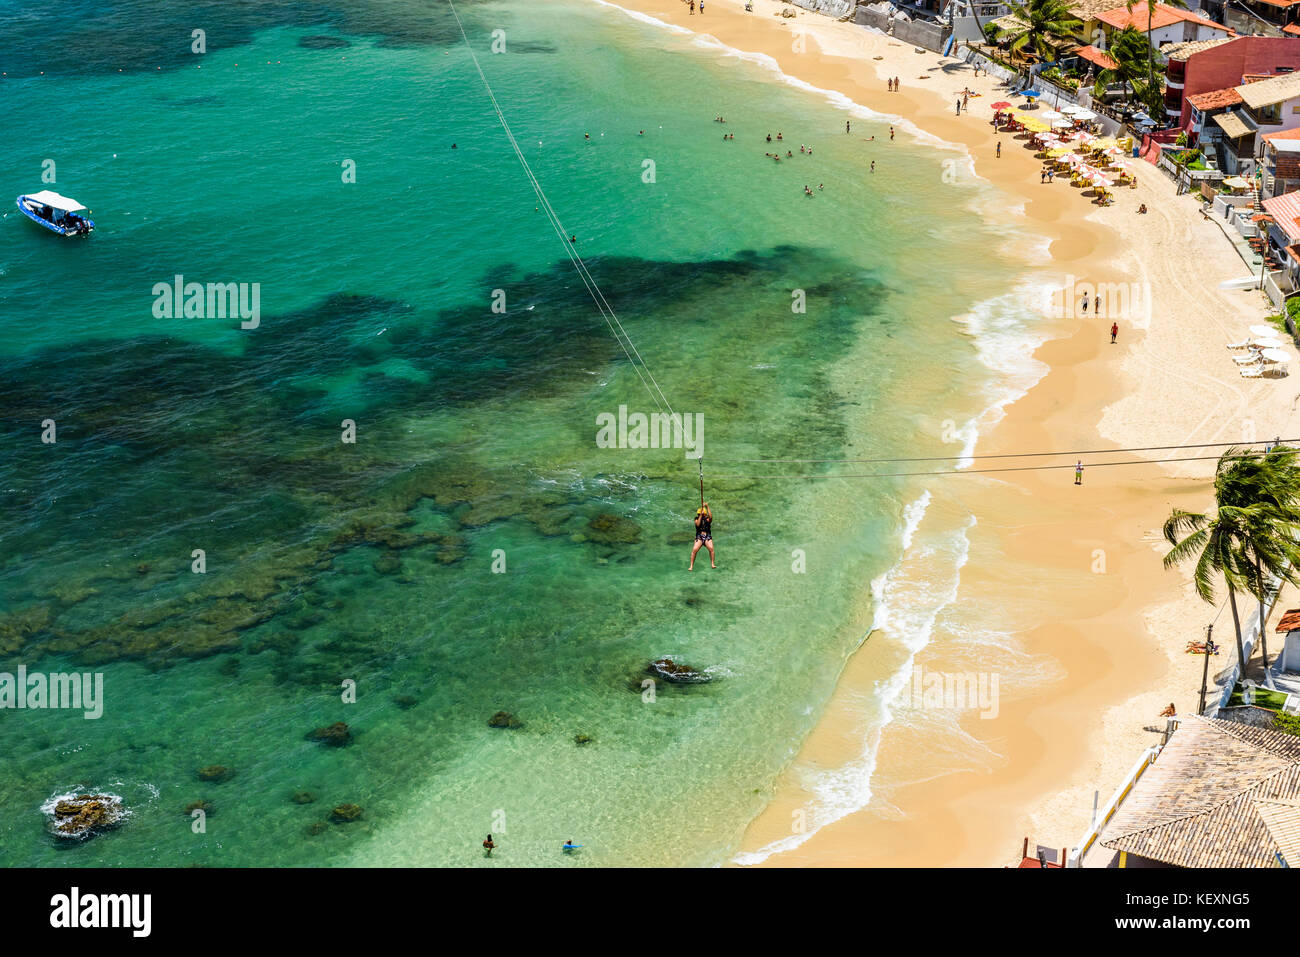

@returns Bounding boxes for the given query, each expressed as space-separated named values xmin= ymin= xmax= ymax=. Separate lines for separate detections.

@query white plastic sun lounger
xmin=1227 ymin=340 xmax=1251 ymax=350
xmin=1240 ymin=364 xmax=1266 ymax=378
xmin=1233 ymin=352 xmax=1263 ymax=364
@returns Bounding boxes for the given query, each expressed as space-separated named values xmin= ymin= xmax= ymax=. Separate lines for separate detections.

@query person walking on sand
xmin=996 ymin=141 xmax=1001 ymax=158
xmin=483 ymin=834 xmax=496 ymax=856
xmin=1080 ymin=292 xmax=1089 ymax=315
xmin=689 ymin=502 xmax=716 ymax=571
xmin=1110 ymin=322 xmax=1118 ymax=343
xmin=846 ymin=119 xmax=851 ymax=134
xmin=1074 ymin=461 xmax=1084 ymax=485
xmin=689 ymin=0 xmax=694 ymax=14
xmin=889 ymin=126 xmax=895 ymax=140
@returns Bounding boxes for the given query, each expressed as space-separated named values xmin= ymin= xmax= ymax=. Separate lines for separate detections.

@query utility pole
xmin=1198 ymin=623 xmax=1213 ymax=714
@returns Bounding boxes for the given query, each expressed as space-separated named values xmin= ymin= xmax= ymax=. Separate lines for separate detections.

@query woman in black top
xmin=689 ymin=502 xmax=716 ymax=571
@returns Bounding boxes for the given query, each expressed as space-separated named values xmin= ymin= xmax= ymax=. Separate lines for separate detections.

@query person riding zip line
xmin=690 ymin=502 xmax=716 ymax=571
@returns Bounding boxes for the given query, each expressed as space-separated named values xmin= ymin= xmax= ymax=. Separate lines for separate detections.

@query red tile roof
xmin=1263 ymin=192 xmax=1300 ymax=241
xmin=1264 ymin=128 xmax=1300 ymax=142
xmin=1074 ymin=44 xmax=1119 ymax=71
xmin=1277 ymin=608 xmax=1300 ymax=632
xmin=1097 ymin=3 xmax=1231 ymax=31
xmin=1286 ymin=23 xmax=1300 ymax=34
xmin=1187 ymin=86 xmax=1244 ymax=111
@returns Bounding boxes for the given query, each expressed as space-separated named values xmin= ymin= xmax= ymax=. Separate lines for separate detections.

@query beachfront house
xmin=1190 ymin=70 xmax=1300 ymax=171
xmin=1085 ymin=716 xmax=1300 ymax=868
xmin=1189 ymin=86 xmax=1254 ymax=170
xmin=1166 ymin=36 xmax=1300 ymax=129
xmin=1163 ymin=37 xmax=1241 ymax=125
xmin=1093 ymin=3 xmax=1234 ymax=53
xmin=1203 ymin=0 xmax=1300 ymax=36
xmin=1260 ymin=190 xmax=1300 ymax=282
xmin=1262 ymin=128 xmax=1300 ymax=197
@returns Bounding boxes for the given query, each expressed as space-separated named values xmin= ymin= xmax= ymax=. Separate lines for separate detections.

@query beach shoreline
xmin=591 ymin=0 xmax=1297 ymax=865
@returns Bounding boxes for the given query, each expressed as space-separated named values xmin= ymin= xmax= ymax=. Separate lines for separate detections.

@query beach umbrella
xmin=1251 ymin=324 xmax=1280 ymax=336
xmin=1040 ymin=110 xmax=1066 ymax=121
xmin=1060 ymin=104 xmax=1084 ymax=115
xmin=992 ymin=101 xmax=1012 ymax=110
xmin=1261 ymin=348 xmax=1291 ymax=364
xmin=1252 ymin=336 xmax=1284 ymax=348
xmin=1021 ymin=90 xmax=1041 ymax=99
xmin=1051 ymin=119 xmax=1074 ymax=130
xmin=1072 ymin=109 xmax=1098 ymax=121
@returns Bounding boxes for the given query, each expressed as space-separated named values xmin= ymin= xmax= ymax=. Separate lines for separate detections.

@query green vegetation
xmin=1128 ymin=0 xmax=1186 ymax=117
xmin=1001 ymin=0 xmax=1083 ymax=61
xmin=1095 ymin=26 xmax=1161 ymax=117
xmin=1275 ymin=711 xmax=1300 ymax=736
xmin=1228 ymin=683 xmax=1291 ymax=710
xmin=1163 ymin=447 xmax=1300 ymax=679
xmin=1040 ymin=66 xmax=1082 ymax=92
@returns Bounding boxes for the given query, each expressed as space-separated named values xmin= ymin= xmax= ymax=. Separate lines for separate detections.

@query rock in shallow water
xmin=488 ymin=710 xmax=523 ymax=729
xmin=330 ymin=803 xmax=363 ymax=823
xmin=646 ymin=658 xmax=712 ymax=684
xmin=197 ymin=765 xmax=235 ymax=783
xmin=307 ymin=721 xmax=352 ymax=746
xmin=47 ymin=793 xmax=127 ymax=840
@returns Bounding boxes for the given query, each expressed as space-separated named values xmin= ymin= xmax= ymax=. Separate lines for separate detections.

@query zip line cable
xmin=444 ymin=0 xmax=676 ymax=418
xmin=712 ymin=448 xmax=1300 ymax=481
xmin=713 ymin=438 xmax=1300 ymax=466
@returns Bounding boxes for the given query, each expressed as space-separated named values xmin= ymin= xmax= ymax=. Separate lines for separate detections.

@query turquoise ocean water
xmin=0 ymin=0 xmax=1041 ymax=865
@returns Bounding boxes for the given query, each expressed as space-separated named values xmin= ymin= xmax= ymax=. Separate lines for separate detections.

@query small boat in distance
xmin=15 ymin=190 xmax=95 ymax=236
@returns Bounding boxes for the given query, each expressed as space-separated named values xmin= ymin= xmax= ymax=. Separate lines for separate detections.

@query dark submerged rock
xmin=647 ymin=658 xmax=712 ymax=684
xmin=488 ymin=710 xmax=523 ymax=729
xmin=307 ymin=721 xmax=352 ymax=746
xmin=330 ymin=803 xmax=364 ymax=823
xmin=197 ymin=765 xmax=235 ymax=783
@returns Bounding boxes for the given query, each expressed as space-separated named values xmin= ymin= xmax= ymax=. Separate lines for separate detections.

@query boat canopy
xmin=25 ymin=190 xmax=86 ymax=213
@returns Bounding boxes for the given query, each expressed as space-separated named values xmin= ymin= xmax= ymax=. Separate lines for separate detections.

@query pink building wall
xmin=1176 ymin=37 xmax=1300 ymax=129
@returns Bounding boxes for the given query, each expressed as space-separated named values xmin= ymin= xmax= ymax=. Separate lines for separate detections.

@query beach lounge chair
xmin=1240 ymin=364 xmax=1266 ymax=378
xmin=1233 ymin=352 xmax=1263 ymax=364
xmin=1226 ymin=340 xmax=1251 ymax=349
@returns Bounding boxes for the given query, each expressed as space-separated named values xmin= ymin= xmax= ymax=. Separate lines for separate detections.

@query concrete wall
xmin=854 ymin=5 xmax=950 ymax=52
xmin=787 ymin=0 xmax=858 ymax=17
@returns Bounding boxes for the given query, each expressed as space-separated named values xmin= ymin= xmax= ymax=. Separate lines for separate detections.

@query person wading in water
xmin=689 ymin=502 xmax=716 ymax=571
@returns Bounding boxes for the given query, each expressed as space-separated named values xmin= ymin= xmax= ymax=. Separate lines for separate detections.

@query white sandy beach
xmin=604 ymin=0 xmax=1297 ymax=865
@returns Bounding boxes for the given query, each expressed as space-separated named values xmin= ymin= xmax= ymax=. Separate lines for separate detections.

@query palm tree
xmin=1164 ymin=502 xmax=1259 ymax=676
xmin=1094 ymin=26 xmax=1153 ymax=107
xmin=1126 ymin=0 xmax=1188 ymax=122
xmin=1164 ymin=447 xmax=1300 ymax=693
xmin=1002 ymin=0 xmax=1083 ymax=63
xmin=1214 ymin=446 xmax=1300 ymax=686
